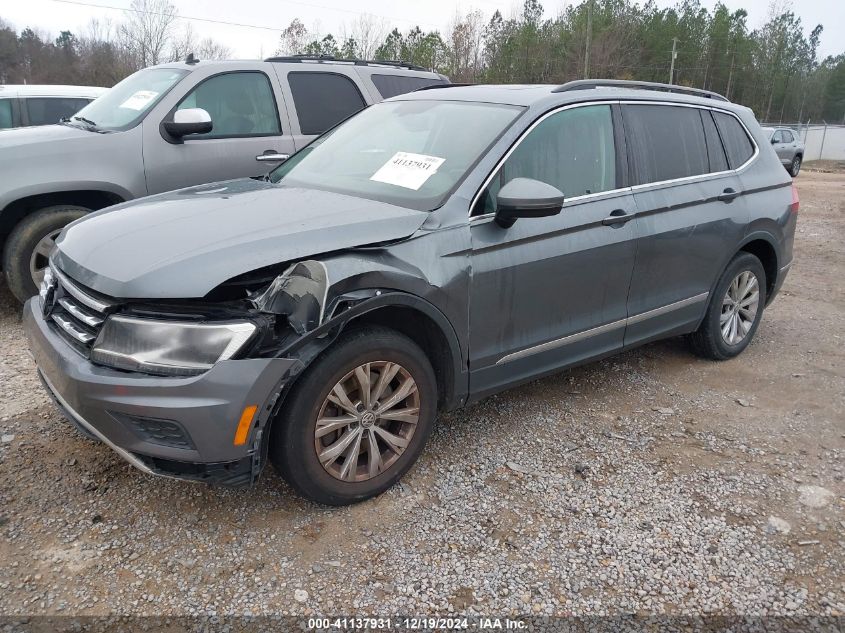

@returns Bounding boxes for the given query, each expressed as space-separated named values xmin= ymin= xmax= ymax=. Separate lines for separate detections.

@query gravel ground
xmin=0 ymin=170 xmax=843 ymax=619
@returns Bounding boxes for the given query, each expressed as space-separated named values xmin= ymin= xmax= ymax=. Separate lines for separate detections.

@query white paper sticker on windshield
xmin=118 ymin=90 xmax=159 ymax=111
xmin=370 ymin=152 xmax=446 ymax=190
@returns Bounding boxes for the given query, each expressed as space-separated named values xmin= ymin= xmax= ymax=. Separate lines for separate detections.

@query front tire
xmin=270 ymin=326 xmax=437 ymax=505
xmin=688 ymin=252 xmax=767 ymax=360
xmin=3 ymin=205 xmax=89 ymax=302
xmin=789 ymin=155 xmax=801 ymax=177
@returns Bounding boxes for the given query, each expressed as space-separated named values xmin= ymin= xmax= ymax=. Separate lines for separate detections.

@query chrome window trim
xmin=469 ymin=99 xmax=759 ymax=221
xmin=496 ymin=292 xmax=709 ymax=365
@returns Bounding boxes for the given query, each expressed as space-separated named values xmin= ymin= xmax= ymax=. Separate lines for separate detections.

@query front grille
xmin=45 ymin=268 xmax=115 ymax=354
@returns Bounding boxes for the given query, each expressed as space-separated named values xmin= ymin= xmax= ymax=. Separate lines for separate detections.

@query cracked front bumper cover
xmin=24 ymin=298 xmax=301 ymax=486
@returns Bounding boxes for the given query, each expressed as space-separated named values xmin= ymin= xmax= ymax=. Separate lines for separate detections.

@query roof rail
xmin=553 ymin=79 xmax=729 ymax=102
xmin=264 ymin=54 xmax=428 ymax=72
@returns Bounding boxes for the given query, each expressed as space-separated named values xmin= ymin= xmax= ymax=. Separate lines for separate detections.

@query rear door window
xmin=713 ymin=111 xmax=755 ymax=169
xmin=25 ymin=97 xmax=90 ymax=125
xmin=781 ymin=130 xmax=794 ymax=143
xmin=176 ymin=71 xmax=281 ymax=138
xmin=288 ymin=72 xmax=367 ymax=135
xmin=623 ymin=104 xmax=709 ymax=184
xmin=371 ymin=74 xmax=445 ymax=99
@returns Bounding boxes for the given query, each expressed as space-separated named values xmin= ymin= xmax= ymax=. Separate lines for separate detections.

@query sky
xmin=2 ymin=0 xmax=843 ymax=60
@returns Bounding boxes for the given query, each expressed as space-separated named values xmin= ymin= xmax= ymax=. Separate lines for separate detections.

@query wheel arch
xmin=0 ymin=189 xmax=128 ymax=262
xmin=737 ymin=234 xmax=779 ymax=304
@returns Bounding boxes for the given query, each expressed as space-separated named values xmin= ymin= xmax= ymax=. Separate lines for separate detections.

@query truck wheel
xmin=2 ymin=205 xmax=89 ymax=302
xmin=789 ymin=155 xmax=802 ymax=177
xmin=687 ymin=252 xmax=767 ymax=360
xmin=270 ymin=326 xmax=437 ymax=506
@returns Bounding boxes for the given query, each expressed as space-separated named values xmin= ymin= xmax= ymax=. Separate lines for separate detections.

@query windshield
xmin=70 ymin=67 xmax=188 ymax=131
xmin=269 ymin=100 xmax=524 ymax=211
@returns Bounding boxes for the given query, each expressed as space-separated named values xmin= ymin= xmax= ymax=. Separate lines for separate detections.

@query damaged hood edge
xmin=52 ymin=179 xmax=429 ymax=299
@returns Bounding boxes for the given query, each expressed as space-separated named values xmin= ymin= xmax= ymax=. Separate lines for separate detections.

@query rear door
xmin=468 ymin=103 xmax=639 ymax=398
xmin=275 ymin=68 xmax=369 ymax=150
xmin=144 ymin=69 xmax=294 ymax=194
xmin=622 ymin=103 xmax=751 ymax=347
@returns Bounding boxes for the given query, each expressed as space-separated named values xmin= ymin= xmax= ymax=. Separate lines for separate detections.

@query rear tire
xmin=3 ymin=205 xmax=89 ymax=302
xmin=270 ymin=326 xmax=437 ymax=506
xmin=789 ymin=155 xmax=802 ymax=177
xmin=687 ymin=252 xmax=767 ymax=360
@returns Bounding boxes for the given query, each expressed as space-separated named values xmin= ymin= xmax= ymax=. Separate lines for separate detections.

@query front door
xmin=143 ymin=70 xmax=295 ymax=194
xmin=468 ymin=103 xmax=638 ymax=399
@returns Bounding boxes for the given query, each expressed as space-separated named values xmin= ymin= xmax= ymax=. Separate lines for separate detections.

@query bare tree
xmin=340 ymin=15 xmax=388 ymax=59
xmin=447 ymin=10 xmax=485 ymax=82
xmin=197 ymin=37 xmax=232 ymax=60
xmin=119 ymin=0 xmax=178 ymax=68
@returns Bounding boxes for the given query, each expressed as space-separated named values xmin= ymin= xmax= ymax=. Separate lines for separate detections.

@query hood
xmin=0 ymin=123 xmax=101 ymax=151
xmin=53 ymin=179 xmax=429 ymax=299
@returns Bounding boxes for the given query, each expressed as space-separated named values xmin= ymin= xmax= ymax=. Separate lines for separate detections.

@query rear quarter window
xmin=713 ymin=111 xmax=755 ymax=169
xmin=288 ymin=72 xmax=367 ymax=135
xmin=371 ymin=74 xmax=446 ymax=99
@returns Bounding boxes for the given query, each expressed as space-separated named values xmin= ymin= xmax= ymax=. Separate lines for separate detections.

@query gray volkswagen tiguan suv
xmin=24 ymin=80 xmax=798 ymax=505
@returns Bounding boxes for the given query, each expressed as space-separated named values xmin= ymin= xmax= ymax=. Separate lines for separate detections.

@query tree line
xmin=0 ymin=0 xmax=231 ymax=88
xmin=2 ymin=0 xmax=844 ymax=123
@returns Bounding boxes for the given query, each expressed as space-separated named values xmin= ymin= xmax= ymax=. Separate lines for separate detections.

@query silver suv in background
xmin=0 ymin=56 xmax=447 ymax=302
xmin=762 ymin=126 xmax=804 ymax=177
xmin=0 ymin=85 xmax=107 ymax=129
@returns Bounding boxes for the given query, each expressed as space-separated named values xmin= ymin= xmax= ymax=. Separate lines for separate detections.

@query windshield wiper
xmin=72 ymin=115 xmax=99 ymax=128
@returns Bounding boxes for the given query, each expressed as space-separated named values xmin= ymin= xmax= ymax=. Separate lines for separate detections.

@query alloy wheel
xmin=720 ymin=270 xmax=760 ymax=345
xmin=314 ymin=361 xmax=420 ymax=482
xmin=30 ymin=229 xmax=61 ymax=287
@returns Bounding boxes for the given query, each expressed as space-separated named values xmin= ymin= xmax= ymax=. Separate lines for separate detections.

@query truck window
xmin=176 ymin=71 xmax=281 ymax=138
xmin=25 ymin=98 xmax=90 ymax=126
xmin=288 ymin=72 xmax=366 ymax=136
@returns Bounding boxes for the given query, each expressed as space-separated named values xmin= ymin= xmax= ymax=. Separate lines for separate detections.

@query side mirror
xmin=771 ymin=136 xmax=778 ymax=145
xmin=495 ymin=178 xmax=564 ymax=229
xmin=163 ymin=108 xmax=212 ymax=139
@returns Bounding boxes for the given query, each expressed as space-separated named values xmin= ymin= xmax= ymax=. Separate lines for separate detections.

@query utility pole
xmin=584 ymin=0 xmax=592 ymax=79
xmin=669 ymin=37 xmax=678 ymax=84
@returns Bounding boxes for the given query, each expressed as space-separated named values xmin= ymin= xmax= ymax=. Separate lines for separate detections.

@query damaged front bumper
xmin=23 ymin=298 xmax=301 ymax=486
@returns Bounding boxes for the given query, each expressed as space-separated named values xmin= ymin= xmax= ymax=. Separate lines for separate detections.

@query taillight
xmin=789 ymin=183 xmax=799 ymax=213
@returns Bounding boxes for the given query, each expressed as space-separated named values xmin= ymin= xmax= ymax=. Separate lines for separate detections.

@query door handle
xmin=256 ymin=151 xmax=289 ymax=162
xmin=717 ymin=188 xmax=740 ymax=203
xmin=601 ymin=209 xmax=635 ymax=226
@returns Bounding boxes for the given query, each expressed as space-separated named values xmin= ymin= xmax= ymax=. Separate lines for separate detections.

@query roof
xmin=0 ymin=85 xmax=107 ymax=98
xmin=394 ymin=81 xmax=746 ymax=113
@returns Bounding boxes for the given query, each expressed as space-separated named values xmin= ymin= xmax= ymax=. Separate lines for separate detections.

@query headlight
xmin=90 ymin=315 xmax=257 ymax=376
